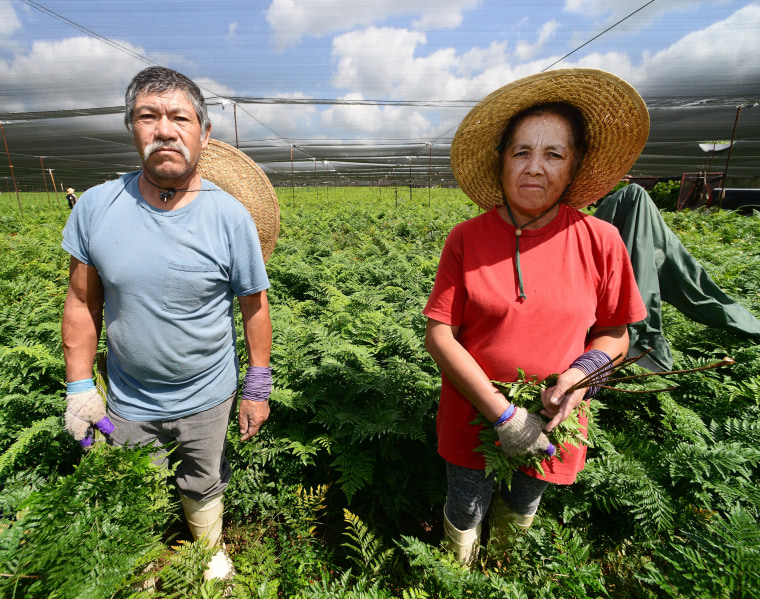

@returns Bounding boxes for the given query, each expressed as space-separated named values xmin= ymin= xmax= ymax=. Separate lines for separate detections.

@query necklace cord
xmin=141 ymin=174 xmax=205 ymax=202
xmin=502 ymin=195 xmax=564 ymax=300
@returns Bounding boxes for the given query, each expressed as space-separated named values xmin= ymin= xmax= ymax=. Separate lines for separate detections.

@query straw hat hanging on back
xmin=197 ymin=139 xmax=280 ymax=262
xmin=450 ymin=68 xmax=650 ymax=211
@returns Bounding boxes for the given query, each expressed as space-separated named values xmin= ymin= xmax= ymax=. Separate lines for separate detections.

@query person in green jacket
xmin=595 ymin=183 xmax=760 ymax=372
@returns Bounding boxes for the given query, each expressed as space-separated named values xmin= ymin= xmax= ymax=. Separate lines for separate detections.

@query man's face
xmin=130 ymin=89 xmax=210 ymax=184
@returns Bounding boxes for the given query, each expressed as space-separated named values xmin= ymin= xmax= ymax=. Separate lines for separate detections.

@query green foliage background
xmin=0 ymin=186 xmax=758 ymax=598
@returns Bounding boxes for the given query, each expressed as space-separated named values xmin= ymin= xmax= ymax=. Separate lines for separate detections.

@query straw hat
xmin=197 ymin=139 xmax=280 ymax=262
xmin=66 ymin=188 xmax=75 ymax=194
xmin=450 ymin=68 xmax=649 ymax=210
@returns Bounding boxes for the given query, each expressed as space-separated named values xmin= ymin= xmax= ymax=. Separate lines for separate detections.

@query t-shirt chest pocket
xmin=162 ymin=262 xmax=224 ymax=314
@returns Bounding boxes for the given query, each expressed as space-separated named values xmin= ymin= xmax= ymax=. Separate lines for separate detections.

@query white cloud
xmin=234 ymin=94 xmax=320 ymax=141
xmin=0 ymin=0 xmax=21 ymax=37
xmin=0 ymin=37 xmax=150 ymax=112
xmin=322 ymin=2 xmax=760 ymax=139
xmin=563 ymin=0 xmax=735 ymax=26
xmin=0 ymin=35 xmax=243 ymax=116
xmin=455 ymin=41 xmax=508 ymax=77
xmin=329 ymin=26 xmax=549 ymax=102
xmin=515 ymin=20 xmax=560 ymax=60
xmin=627 ymin=2 xmax=760 ymax=99
xmin=320 ymin=94 xmax=433 ymax=140
xmin=227 ymin=22 xmax=238 ymax=41
xmin=266 ymin=0 xmax=480 ymax=50
xmin=331 ymin=27 xmax=428 ymax=97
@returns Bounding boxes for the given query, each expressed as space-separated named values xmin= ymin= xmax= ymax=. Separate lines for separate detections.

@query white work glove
xmin=494 ymin=405 xmax=555 ymax=458
xmin=64 ymin=379 xmax=115 ymax=448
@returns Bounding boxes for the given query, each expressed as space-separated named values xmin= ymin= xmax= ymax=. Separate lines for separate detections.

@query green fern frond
xmin=644 ymin=504 xmax=760 ymax=597
xmin=581 ymin=452 xmax=675 ymax=535
xmin=711 ymin=414 xmax=760 ymax=445
xmin=0 ymin=415 xmax=61 ymax=476
xmin=342 ymin=509 xmax=395 ymax=580
xmin=283 ymin=484 xmax=329 ymax=537
xmin=332 ymin=451 xmax=374 ymax=502
xmin=657 ymin=393 xmax=711 ymax=443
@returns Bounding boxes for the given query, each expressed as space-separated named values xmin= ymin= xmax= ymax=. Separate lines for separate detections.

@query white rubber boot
xmin=488 ymin=492 xmax=534 ymax=557
xmin=180 ymin=493 xmax=235 ymax=581
xmin=490 ymin=492 xmax=534 ymax=532
xmin=443 ymin=508 xmax=482 ymax=566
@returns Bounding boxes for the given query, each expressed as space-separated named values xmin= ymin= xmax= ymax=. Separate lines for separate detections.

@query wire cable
xmin=542 ymin=0 xmax=657 ymax=71
xmin=16 ymin=0 xmax=160 ymax=67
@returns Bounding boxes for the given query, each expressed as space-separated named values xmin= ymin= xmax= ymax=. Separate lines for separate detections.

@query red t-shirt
xmin=423 ymin=205 xmax=647 ymax=484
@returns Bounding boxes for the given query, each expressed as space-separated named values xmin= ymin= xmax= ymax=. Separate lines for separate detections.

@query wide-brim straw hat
xmin=66 ymin=188 xmax=75 ymax=194
xmin=197 ymin=139 xmax=280 ymax=262
xmin=450 ymin=68 xmax=649 ymax=210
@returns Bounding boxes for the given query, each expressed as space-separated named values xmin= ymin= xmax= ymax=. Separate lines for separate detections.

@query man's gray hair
xmin=125 ymin=66 xmax=210 ymax=135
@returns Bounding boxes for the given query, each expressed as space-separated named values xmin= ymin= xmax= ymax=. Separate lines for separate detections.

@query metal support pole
xmin=0 ymin=121 xmax=23 ymax=216
xmin=49 ymin=169 xmax=61 ymax=207
xmin=290 ymin=145 xmax=295 ymax=207
xmin=408 ymin=156 xmax=412 ymax=202
xmin=428 ymin=143 xmax=432 ymax=207
xmin=233 ymin=104 xmax=239 ymax=149
xmin=40 ymin=156 xmax=51 ymax=207
xmin=719 ymin=105 xmax=742 ymax=210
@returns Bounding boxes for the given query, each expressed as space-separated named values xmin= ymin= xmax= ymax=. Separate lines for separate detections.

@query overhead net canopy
xmin=2 ymin=0 xmax=760 ymax=194
xmin=2 ymin=94 xmax=759 ymax=193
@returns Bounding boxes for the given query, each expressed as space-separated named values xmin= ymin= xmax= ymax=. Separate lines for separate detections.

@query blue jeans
xmin=106 ymin=394 xmax=236 ymax=502
xmin=444 ymin=462 xmax=550 ymax=531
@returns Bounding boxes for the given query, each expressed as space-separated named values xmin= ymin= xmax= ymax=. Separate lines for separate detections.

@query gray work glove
xmin=494 ymin=406 xmax=555 ymax=458
xmin=64 ymin=386 xmax=115 ymax=448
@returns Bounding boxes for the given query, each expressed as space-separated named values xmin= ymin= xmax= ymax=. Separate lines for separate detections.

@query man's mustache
xmin=143 ymin=140 xmax=191 ymax=163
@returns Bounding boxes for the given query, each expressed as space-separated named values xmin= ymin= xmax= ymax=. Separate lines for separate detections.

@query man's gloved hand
xmin=494 ymin=404 xmax=555 ymax=458
xmin=64 ymin=379 xmax=115 ymax=448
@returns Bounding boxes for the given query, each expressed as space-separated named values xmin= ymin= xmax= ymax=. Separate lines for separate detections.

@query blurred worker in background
xmin=65 ymin=187 xmax=77 ymax=209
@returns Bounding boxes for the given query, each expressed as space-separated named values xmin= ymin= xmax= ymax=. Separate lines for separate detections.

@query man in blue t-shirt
xmin=61 ymin=66 xmax=272 ymax=581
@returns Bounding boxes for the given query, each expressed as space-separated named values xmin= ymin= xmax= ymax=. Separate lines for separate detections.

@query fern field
xmin=0 ymin=187 xmax=759 ymax=598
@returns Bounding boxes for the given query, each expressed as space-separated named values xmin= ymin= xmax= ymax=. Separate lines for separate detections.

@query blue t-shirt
xmin=62 ymin=171 xmax=270 ymax=421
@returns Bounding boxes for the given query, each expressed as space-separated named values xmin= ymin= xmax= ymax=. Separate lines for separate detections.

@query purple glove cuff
xmin=570 ymin=349 xmax=612 ymax=398
xmin=95 ymin=416 xmax=115 ymax=435
xmin=79 ymin=417 xmax=115 ymax=447
xmin=241 ymin=366 xmax=273 ymax=402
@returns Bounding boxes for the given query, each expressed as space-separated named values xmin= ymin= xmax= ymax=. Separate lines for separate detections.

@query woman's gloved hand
xmin=494 ymin=404 xmax=555 ymax=458
xmin=64 ymin=379 xmax=115 ymax=448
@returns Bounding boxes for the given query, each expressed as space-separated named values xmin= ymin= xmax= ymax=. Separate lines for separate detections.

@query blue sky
xmin=1 ymin=0 xmax=759 ymax=181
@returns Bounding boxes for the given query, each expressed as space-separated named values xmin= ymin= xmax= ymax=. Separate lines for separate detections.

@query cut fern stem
xmin=476 ymin=354 xmax=736 ymax=487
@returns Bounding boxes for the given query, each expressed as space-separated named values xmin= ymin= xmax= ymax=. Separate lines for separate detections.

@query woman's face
xmin=500 ymin=112 xmax=576 ymax=225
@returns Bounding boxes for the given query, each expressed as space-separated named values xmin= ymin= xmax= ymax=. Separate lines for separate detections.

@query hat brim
xmin=197 ymin=139 xmax=280 ymax=262
xmin=450 ymin=68 xmax=650 ymax=210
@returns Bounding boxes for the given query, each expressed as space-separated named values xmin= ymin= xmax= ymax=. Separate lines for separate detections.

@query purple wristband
xmin=493 ymin=403 xmax=516 ymax=426
xmin=570 ymin=349 xmax=612 ymax=398
xmin=241 ymin=366 xmax=273 ymax=402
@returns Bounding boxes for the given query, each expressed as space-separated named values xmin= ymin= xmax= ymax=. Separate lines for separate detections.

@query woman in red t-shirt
xmin=424 ymin=69 xmax=649 ymax=564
